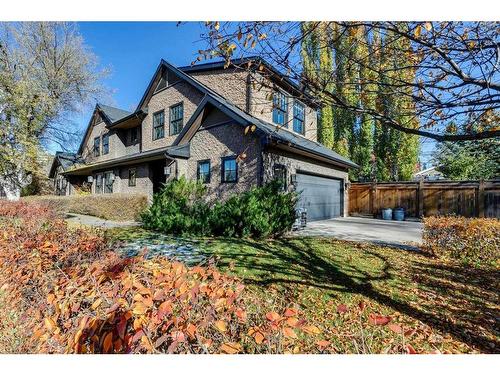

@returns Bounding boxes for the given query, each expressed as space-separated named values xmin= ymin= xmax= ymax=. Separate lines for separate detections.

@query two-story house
xmin=49 ymin=57 xmax=358 ymax=221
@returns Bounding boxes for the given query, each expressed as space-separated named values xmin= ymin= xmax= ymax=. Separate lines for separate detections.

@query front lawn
xmin=109 ymin=227 xmax=499 ymax=353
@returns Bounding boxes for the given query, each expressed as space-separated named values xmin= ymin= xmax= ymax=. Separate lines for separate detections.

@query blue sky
xmin=65 ymin=22 xmax=434 ymax=164
xmin=61 ymin=22 xmax=207 ymax=153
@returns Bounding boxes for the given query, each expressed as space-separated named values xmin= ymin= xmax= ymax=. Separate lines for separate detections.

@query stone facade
xmin=181 ymin=120 xmax=262 ymax=202
xmin=62 ymin=60 xmax=352 ymax=217
xmin=142 ymin=81 xmax=204 ymax=152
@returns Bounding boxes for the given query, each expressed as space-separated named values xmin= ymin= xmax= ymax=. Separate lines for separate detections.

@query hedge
xmin=422 ymin=216 xmax=500 ymax=265
xmin=21 ymin=193 xmax=148 ymax=221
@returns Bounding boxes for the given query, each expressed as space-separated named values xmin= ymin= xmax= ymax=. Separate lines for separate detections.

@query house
xmin=413 ymin=166 xmax=444 ymax=181
xmin=49 ymin=57 xmax=358 ymax=221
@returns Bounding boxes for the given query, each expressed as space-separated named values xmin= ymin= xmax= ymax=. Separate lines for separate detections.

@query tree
xmin=198 ymin=21 xmax=499 ymax=142
xmin=433 ymin=138 xmax=500 ymax=180
xmin=0 ymin=22 xmax=107 ymax=190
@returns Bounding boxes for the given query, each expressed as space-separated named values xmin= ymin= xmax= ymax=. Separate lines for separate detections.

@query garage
xmin=296 ymin=172 xmax=343 ymax=221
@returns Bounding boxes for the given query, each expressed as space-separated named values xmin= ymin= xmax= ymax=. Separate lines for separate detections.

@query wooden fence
xmin=349 ymin=180 xmax=500 ymax=219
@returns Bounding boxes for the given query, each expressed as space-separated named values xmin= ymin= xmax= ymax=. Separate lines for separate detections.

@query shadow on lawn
xmin=209 ymin=237 xmax=499 ymax=353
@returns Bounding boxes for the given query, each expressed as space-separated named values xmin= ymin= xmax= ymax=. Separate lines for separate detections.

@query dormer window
xmin=293 ymin=101 xmax=305 ymax=134
xmin=272 ymin=90 xmax=288 ymax=126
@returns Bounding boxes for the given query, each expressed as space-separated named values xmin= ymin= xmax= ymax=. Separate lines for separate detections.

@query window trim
xmin=272 ymin=89 xmax=288 ymax=127
xmin=169 ymin=102 xmax=184 ymax=136
xmin=102 ymin=133 xmax=110 ymax=155
xmin=221 ymin=155 xmax=238 ymax=183
xmin=292 ymin=100 xmax=306 ymax=135
xmin=197 ymin=159 xmax=211 ymax=184
xmin=152 ymin=110 xmax=165 ymax=140
xmin=93 ymin=136 xmax=101 ymax=157
xmin=128 ymin=168 xmax=137 ymax=187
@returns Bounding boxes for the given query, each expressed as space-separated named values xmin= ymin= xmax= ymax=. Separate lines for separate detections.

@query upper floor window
xmin=104 ymin=171 xmax=114 ymax=194
xmin=153 ymin=110 xmax=165 ymax=140
xmin=272 ymin=91 xmax=288 ymax=126
xmin=221 ymin=156 xmax=238 ymax=183
xmin=293 ymin=101 xmax=305 ymax=134
xmin=197 ymin=160 xmax=211 ymax=184
xmin=102 ymin=133 xmax=109 ymax=155
xmin=93 ymin=137 xmax=100 ymax=157
xmin=170 ymin=103 xmax=184 ymax=135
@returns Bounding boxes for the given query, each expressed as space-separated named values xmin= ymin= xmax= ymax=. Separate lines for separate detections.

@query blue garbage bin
xmin=381 ymin=208 xmax=392 ymax=220
xmin=393 ymin=207 xmax=405 ymax=221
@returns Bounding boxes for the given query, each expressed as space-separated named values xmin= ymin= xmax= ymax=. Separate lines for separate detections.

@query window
xmin=104 ymin=171 xmax=114 ymax=194
xmin=197 ymin=160 xmax=211 ymax=184
xmin=128 ymin=168 xmax=136 ymax=187
xmin=293 ymin=101 xmax=305 ymax=134
xmin=221 ymin=156 xmax=238 ymax=183
xmin=95 ymin=174 xmax=103 ymax=194
xmin=153 ymin=110 xmax=165 ymax=140
xmin=169 ymin=103 xmax=184 ymax=135
xmin=130 ymin=127 xmax=138 ymax=144
xmin=93 ymin=137 xmax=100 ymax=157
xmin=273 ymin=164 xmax=287 ymax=191
xmin=272 ymin=90 xmax=288 ymax=126
xmin=102 ymin=133 xmax=109 ymax=154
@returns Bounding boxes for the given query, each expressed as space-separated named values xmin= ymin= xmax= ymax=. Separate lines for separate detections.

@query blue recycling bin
xmin=381 ymin=208 xmax=392 ymax=220
xmin=393 ymin=207 xmax=405 ymax=221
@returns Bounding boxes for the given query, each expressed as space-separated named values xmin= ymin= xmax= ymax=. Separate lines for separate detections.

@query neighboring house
xmin=413 ymin=166 xmax=444 ymax=181
xmin=52 ymin=57 xmax=358 ymax=221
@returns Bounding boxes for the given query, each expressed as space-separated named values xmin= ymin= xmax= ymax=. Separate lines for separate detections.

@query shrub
xmin=21 ymin=193 xmax=148 ymax=221
xmin=210 ymin=180 xmax=298 ymax=238
xmin=422 ymin=216 xmax=500 ymax=265
xmin=141 ymin=179 xmax=298 ymax=239
xmin=0 ymin=201 xmax=319 ymax=354
xmin=141 ymin=177 xmax=211 ymax=235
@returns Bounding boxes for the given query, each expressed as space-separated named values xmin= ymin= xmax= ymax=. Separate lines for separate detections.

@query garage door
xmin=296 ymin=173 xmax=342 ymax=221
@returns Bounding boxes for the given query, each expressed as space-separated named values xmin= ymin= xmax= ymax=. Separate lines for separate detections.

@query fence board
xmin=349 ymin=180 xmax=500 ymax=219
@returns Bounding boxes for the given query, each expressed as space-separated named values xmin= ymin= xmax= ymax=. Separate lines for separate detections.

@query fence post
xmin=371 ymin=183 xmax=378 ymax=218
xmin=478 ymin=179 xmax=485 ymax=218
xmin=418 ymin=180 xmax=424 ymax=218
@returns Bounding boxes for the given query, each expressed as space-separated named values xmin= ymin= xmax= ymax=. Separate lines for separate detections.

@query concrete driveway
xmin=295 ymin=216 xmax=423 ymax=248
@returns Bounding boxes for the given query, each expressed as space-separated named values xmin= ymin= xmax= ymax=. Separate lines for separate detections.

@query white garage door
xmin=296 ymin=173 xmax=343 ymax=221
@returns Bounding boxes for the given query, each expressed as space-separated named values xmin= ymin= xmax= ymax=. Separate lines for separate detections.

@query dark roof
xmin=97 ymin=104 xmax=132 ymax=123
xmin=48 ymin=152 xmax=85 ymax=178
xmin=63 ymin=145 xmax=185 ymax=175
xmin=165 ymin=60 xmax=358 ymax=169
xmin=179 ymin=56 xmax=319 ymax=108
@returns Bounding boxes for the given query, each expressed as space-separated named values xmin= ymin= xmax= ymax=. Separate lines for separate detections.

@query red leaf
xmin=336 ymin=304 xmax=348 ymax=313
xmin=388 ymin=323 xmax=402 ymax=333
xmin=284 ymin=308 xmax=298 ymax=317
xmin=266 ymin=311 xmax=281 ymax=322
xmin=358 ymin=301 xmax=366 ymax=311
xmin=406 ymin=344 xmax=417 ymax=354
xmin=316 ymin=340 xmax=330 ymax=349
xmin=368 ymin=314 xmax=391 ymax=326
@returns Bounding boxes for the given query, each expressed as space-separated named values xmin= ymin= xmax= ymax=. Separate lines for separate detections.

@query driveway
xmin=295 ymin=216 xmax=423 ymax=248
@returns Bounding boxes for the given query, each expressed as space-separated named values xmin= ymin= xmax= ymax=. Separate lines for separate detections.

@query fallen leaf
xmin=283 ymin=327 xmax=297 ymax=339
xmin=368 ymin=314 xmax=391 ymax=326
xmin=220 ymin=342 xmax=241 ymax=354
xmin=215 ymin=320 xmax=227 ymax=332
xmin=337 ymin=304 xmax=348 ymax=313
xmin=266 ymin=311 xmax=281 ymax=322
xmin=388 ymin=323 xmax=402 ymax=333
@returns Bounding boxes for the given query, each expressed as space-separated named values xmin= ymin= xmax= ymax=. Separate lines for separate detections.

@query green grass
xmin=107 ymin=227 xmax=500 ymax=353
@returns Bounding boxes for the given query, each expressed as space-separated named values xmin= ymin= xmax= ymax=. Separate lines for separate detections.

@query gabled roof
xmin=179 ymin=56 xmax=320 ymax=109
xmin=48 ymin=152 xmax=84 ymax=178
xmin=97 ymin=104 xmax=132 ymax=123
xmin=161 ymin=60 xmax=357 ymax=169
xmin=77 ymin=104 xmax=138 ymax=155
